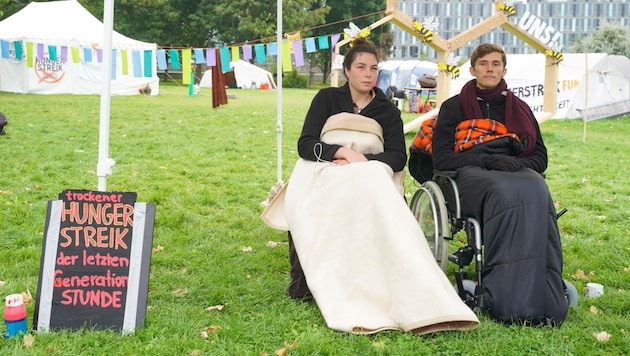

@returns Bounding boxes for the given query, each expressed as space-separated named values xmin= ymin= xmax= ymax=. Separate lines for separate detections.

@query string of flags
xmin=158 ymin=32 xmax=344 ymax=73
xmin=0 ymin=32 xmax=346 ymax=82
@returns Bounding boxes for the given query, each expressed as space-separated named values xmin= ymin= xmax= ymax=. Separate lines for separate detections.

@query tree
xmin=0 ymin=0 xmax=27 ymax=19
xmin=569 ymin=21 xmax=630 ymax=58
xmin=310 ymin=0 xmax=391 ymax=84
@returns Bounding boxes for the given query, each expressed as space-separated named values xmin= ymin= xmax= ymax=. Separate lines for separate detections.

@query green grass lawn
xmin=0 ymin=84 xmax=628 ymax=355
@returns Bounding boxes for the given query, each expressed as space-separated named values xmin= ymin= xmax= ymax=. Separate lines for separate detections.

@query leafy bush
xmin=282 ymin=69 xmax=308 ymax=88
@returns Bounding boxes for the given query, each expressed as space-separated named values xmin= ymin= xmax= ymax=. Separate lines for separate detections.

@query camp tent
xmin=377 ymin=60 xmax=438 ymax=93
xmin=199 ymin=60 xmax=276 ymax=89
xmin=0 ymin=0 xmax=159 ymax=95
xmin=451 ymin=53 xmax=630 ymax=120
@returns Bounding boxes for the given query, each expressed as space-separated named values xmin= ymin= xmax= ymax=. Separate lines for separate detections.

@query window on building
xmin=410 ymin=46 xmax=418 ymax=58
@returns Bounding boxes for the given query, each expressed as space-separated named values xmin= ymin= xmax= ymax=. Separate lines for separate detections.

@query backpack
xmin=0 ymin=113 xmax=7 ymax=135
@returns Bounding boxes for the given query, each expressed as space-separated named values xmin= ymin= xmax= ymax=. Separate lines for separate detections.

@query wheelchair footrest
xmin=448 ymin=246 xmax=474 ymax=267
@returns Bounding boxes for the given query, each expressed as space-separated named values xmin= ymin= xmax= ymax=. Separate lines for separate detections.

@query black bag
xmin=0 ymin=112 xmax=7 ymax=135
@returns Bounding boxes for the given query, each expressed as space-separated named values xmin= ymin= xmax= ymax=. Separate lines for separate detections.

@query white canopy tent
xmin=377 ymin=60 xmax=437 ymax=93
xmin=0 ymin=0 xmax=159 ymax=96
xmin=451 ymin=53 xmax=630 ymax=120
xmin=199 ymin=60 xmax=276 ymax=89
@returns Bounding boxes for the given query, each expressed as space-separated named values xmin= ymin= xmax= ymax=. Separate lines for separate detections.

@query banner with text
xmin=34 ymin=190 xmax=155 ymax=333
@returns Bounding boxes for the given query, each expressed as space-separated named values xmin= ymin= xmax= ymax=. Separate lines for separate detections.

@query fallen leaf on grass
xmin=23 ymin=334 xmax=35 ymax=347
xmin=190 ymin=350 xmax=202 ymax=356
xmin=152 ymin=245 xmax=164 ymax=254
xmin=574 ymin=269 xmax=594 ymax=280
xmin=171 ymin=287 xmax=188 ymax=297
xmin=200 ymin=325 xmax=221 ymax=339
xmin=624 ymin=266 xmax=630 ymax=272
xmin=240 ymin=246 xmax=253 ymax=252
xmin=22 ymin=289 xmax=33 ymax=303
xmin=274 ymin=341 xmax=297 ymax=356
xmin=206 ymin=304 xmax=224 ymax=311
xmin=589 ymin=305 xmax=599 ymax=314
xmin=593 ymin=331 xmax=612 ymax=342
xmin=0 ymin=280 xmax=5 ymax=287
xmin=266 ymin=241 xmax=287 ymax=248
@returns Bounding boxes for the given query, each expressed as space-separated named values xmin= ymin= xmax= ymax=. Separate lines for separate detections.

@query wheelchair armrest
xmin=433 ymin=170 xmax=458 ymax=179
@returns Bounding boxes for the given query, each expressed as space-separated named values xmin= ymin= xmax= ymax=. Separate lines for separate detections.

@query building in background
xmin=391 ymin=0 xmax=630 ymax=60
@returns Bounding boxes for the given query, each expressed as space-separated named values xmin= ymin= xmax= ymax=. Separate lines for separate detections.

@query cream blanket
xmin=262 ymin=113 xmax=479 ymax=334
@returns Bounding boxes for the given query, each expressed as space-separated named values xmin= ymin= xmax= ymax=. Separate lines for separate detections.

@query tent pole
xmin=276 ymin=0 xmax=283 ymax=184
xmin=582 ymin=53 xmax=588 ymax=142
xmin=97 ymin=0 xmax=115 ymax=191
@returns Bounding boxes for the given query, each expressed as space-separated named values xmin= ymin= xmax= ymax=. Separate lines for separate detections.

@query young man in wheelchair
xmin=409 ymin=43 xmax=569 ymax=326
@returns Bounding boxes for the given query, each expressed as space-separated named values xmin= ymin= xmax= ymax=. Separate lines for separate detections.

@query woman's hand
xmin=333 ymin=146 xmax=368 ymax=165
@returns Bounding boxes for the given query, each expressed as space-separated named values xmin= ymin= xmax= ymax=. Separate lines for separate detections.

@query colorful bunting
xmin=144 ymin=50 xmax=152 ymax=77
xmin=132 ymin=50 xmax=142 ymax=77
xmin=206 ymin=48 xmax=216 ymax=66
xmin=71 ymin=46 xmax=80 ymax=63
xmin=60 ymin=46 xmax=67 ymax=62
xmin=14 ymin=41 xmax=23 ymax=61
xmin=219 ymin=47 xmax=230 ymax=73
xmin=293 ymin=40 xmax=304 ymax=67
xmin=182 ymin=49 xmax=192 ymax=84
xmin=305 ymin=37 xmax=316 ymax=53
xmin=0 ymin=32 xmax=346 ymax=82
xmin=111 ymin=49 xmax=117 ymax=80
xmin=169 ymin=48 xmax=180 ymax=70
xmin=37 ymin=43 xmax=44 ymax=61
xmin=231 ymin=46 xmax=239 ymax=62
xmin=267 ymin=42 xmax=277 ymax=56
xmin=83 ymin=47 xmax=92 ymax=62
xmin=254 ymin=43 xmax=266 ymax=64
xmin=121 ymin=49 xmax=129 ymax=74
xmin=193 ymin=48 xmax=205 ymax=64
xmin=242 ymin=44 xmax=252 ymax=61
xmin=282 ymin=41 xmax=292 ymax=73
xmin=26 ymin=42 xmax=33 ymax=67
xmin=0 ymin=40 xmax=9 ymax=59
xmin=157 ymin=49 xmax=167 ymax=70
xmin=49 ymin=45 xmax=58 ymax=61
xmin=330 ymin=33 xmax=341 ymax=53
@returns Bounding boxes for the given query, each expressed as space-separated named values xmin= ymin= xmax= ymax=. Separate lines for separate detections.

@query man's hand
xmin=480 ymin=154 xmax=522 ymax=172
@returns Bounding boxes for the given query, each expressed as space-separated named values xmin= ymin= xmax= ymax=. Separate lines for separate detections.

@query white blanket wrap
xmin=262 ymin=113 xmax=479 ymax=334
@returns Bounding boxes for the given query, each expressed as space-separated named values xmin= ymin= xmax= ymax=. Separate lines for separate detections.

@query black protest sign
xmin=34 ymin=190 xmax=155 ymax=333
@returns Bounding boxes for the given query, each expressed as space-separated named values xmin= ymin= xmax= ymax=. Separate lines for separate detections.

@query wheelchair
xmin=408 ymin=152 xmax=579 ymax=311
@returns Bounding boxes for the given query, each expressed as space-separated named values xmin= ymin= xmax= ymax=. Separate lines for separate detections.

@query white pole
xmin=582 ymin=53 xmax=588 ymax=142
xmin=97 ymin=0 xmax=115 ymax=191
xmin=276 ymin=0 xmax=283 ymax=183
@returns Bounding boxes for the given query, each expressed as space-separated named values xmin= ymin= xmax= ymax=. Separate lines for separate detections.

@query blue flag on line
xmin=255 ymin=43 xmax=266 ymax=63
xmin=157 ymin=49 xmax=167 ymax=70
xmin=83 ymin=47 xmax=92 ymax=62
xmin=219 ymin=47 xmax=231 ymax=73
xmin=132 ymin=50 xmax=142 ymax=77
xmin=0 ymin=40 xmax=9 ymax=59
xmin=193 ymin=48 xmax=205 ymax=64
xmin=267 ymin=42 xmax=277 ymax=56
xmin=305 ymin=37 xmax=316 ymax=53
xmin=169 ymin=49 xmax=180 ymax=70
xmin=144 ymin=50 xmax=152 ymax=77
xmin=318 ymin=36 xmax=329 ymax=50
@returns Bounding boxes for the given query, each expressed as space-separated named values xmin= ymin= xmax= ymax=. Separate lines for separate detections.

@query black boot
xmin=287 ymin=231 xmax=312 ymax=300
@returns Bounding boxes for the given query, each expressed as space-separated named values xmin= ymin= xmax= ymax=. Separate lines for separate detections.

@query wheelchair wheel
xmin=453 ymin=279 xmax=478 ymax=311
xmin=564 ymin=279 xmax=578 ymax=306
xmin=410 ymin=181 xmax=449 ymax=271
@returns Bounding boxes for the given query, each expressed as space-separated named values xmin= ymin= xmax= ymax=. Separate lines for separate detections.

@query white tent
xmin=199 ymin=60 xmax=276 ymax=89
xmin=377 ymin=60 xmax=438 ymax=93
xmin=0 ymin=0 xmax=159 ymax=95
xmin=451 ymin=53 xmax=630 ymax=120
